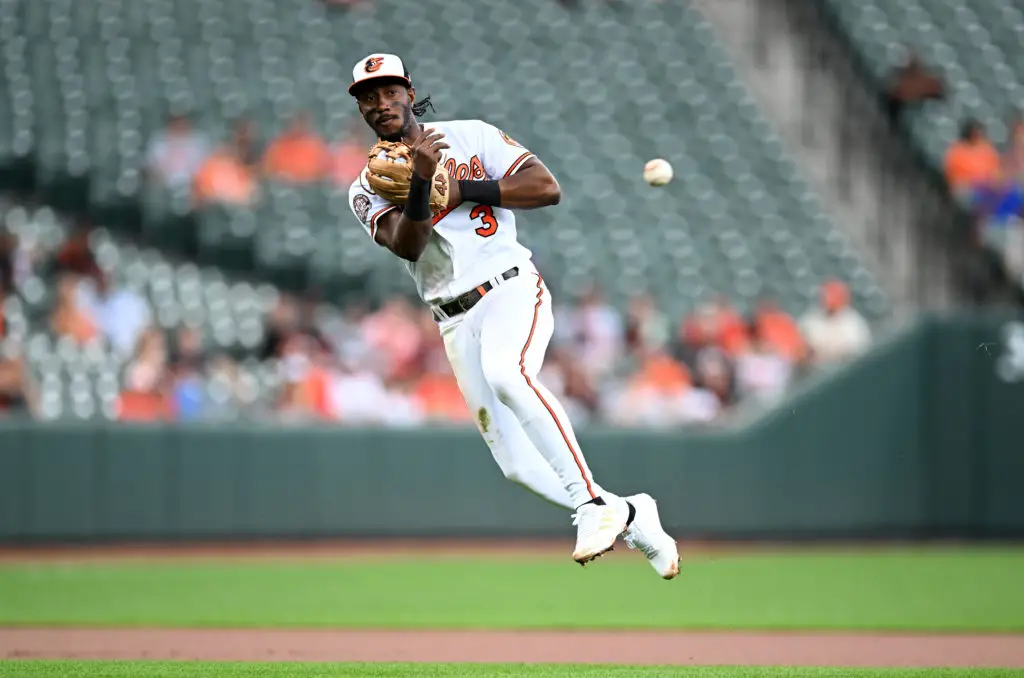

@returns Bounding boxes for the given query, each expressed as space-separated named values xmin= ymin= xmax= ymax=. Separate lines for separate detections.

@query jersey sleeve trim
xmin=368 ymin=205 xmax=398 ymax=241
xmin=503 ymin=152 xmax=535 ymax=178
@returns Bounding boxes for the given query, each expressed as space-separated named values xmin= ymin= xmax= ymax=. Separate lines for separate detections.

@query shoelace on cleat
xmin=625 ymin=528 xmax=660 ymax=559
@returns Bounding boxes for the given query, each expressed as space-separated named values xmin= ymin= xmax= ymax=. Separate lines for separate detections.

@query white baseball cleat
xmin=571 ymin=496 xmax=629 ymax=566
xmin=623 ymin=493 xmax=681 ymax=580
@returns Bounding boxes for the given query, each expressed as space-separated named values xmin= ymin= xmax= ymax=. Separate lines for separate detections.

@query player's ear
xmin=407 ymin=87 xmax=416 ymax=105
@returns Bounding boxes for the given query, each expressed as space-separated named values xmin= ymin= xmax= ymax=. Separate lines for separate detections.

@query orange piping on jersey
xmin=503 ymin=152 xmax=535 ymax=178
xmin=476 ymin=285 xmax=487 ymax=296
xmin=368 ymin=205 xmax=397 ymax=241
xmin=518 ymin=274 xmax=597 ymax=499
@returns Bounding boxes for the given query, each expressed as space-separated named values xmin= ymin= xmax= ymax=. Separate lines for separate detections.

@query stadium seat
xmin=0 ymin=0 xmax=887 ymax=320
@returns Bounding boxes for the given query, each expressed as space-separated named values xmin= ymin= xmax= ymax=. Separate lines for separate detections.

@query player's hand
xmin=408 ymin=128 xmax=449 ymax=180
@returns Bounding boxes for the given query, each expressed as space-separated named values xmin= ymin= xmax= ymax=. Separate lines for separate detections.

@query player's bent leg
xmin=477 ymin=272 xmax=630 ymax=565
xmin=440 ymin=311 xmax=573 ymax=510
xmin=487 ymin=403 xmax=574 ymax=510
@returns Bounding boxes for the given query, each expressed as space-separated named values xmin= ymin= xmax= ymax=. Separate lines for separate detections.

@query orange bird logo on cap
xmin=364 ymin=57 xmax=385 ymax=73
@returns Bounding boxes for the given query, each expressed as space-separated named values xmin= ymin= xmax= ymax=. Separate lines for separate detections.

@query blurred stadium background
xmin=0 ymin=0 xmax=1022 ymax=544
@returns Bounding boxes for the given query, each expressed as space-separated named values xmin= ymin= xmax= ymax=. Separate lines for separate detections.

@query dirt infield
xmin=2 ymin=540 xmax=1023 ymax=667
xmin=2 ymin=628 xmax=1024 ymax=667
xmin=0 ymin=537 xmax=991 ymax=563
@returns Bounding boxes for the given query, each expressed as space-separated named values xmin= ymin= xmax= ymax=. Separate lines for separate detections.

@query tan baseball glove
xmin=364 ymin=140 xmax=450 ymax=216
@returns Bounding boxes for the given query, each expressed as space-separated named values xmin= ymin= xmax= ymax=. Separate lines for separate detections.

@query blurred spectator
xmin=52 ymin=222 xmax=100 ymax=279
xmin=412 ymin=307 xmax=446 ymax=370
xmin=735 ymin=335 xmax=793 ymax=403
xmin=275 ymin=334 xmax=332 ymax=422
xmin=321 ymin=300 xmax=371 ymax=365
xmin=799 ymin=280 xmax=872 ymax=366
xmin=169 ymin=326 xmax=207 ymax=421
xmin=296 ymin=296 xmax=334 ymax=354
xmin=205 ymin=354 xmax=256 ymax=421
xmin=327 ymin=117 xmax=374 ymax=187
xmin=192 ymin=143 xmax=258 ymax=207
xmin=0 ymin=229 xmax=36 ymax=296
xmin=328 ymin=354 xmax=391 ymax=424
xmin=412 ymin=359 xmax=472 ymax=424
xmin=170 ymin=325 xmax=206 ymax=372
xmin=232 ymin=117 xmax=261 ymax=168
xmin=884 ymin=50 xmax=944 ymax=129
xmin=752 ymin=298 xmax=807 ymax=365
xmin=261 ymin=112 xmax=329 ymax=183
xmin=675 ymin=296 xmax=749 ymax=377
xmin=50 ymin=273 xmax=99 ymax=345
xmin=170 ymin=358 xmax=206 ymax=422
xmin=693 ymin=346 xmax=736 ymax=410
xmin=606 ymin=351 xmax=718 ymax=426
xmin=261 ymin=294 xmax=300 ymax=360
xmin=362 ymin=297 xmax=423 ymax=382
xmin=972 ymin=167 xmax=1024 ymax=285
xmin=116 ymin=328 xmax=173 ymax=421
xmin=944 ymin=119 xmax=1001 ymax=203
xmin=559 ymin=283 xmax=624 ymax=381
xmin=0 ymin=232 xmax=16 ymax=293
xmin=144 ymin=113 xmax=211 ymax=190
xmin=677 ymin=296 xmax=750 ymax=368
xmin=0 ymin=349 xmax=32 ymax=418
xmin=624 ymin=293 xmax=671 ymax=358
xmin=706 ymin=295 xmax=750 ymax=356
xmin=77 ymin=271 xmax=151 ymax=356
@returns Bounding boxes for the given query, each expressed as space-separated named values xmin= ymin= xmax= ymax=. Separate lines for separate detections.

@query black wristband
xmin=458 ymin=179 xmax=501 ymax=207
xmin=405 ymin=174 xmax=432 ymax=221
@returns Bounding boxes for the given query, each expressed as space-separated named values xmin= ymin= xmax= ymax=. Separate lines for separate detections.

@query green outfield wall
xmin=1 ymin=311 xmax=1022 ymax=542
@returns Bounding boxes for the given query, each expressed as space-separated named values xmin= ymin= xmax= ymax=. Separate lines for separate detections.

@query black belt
xmin=434 ymin=267 xmax=520 ymax=321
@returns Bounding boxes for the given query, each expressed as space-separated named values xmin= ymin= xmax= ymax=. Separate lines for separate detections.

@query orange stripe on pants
xmin=517 ymin=274 xmax=596 ymax=500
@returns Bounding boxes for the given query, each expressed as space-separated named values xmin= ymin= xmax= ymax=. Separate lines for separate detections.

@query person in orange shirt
xmin=633 ymin=351 xmax=692 ymax=396
xmin=677 ymin=296 xmax=749 ymax=364
xmin=413 ymin=361 xmax=472 ymax=424
xmin=944 ymin=119 xmax=1001 ymax=201
xmin=276 ymin=334 xmax=334 ymax=421
xmin=327 ymin=117 xmax=374 ymax=187
xmin=192 ymin=143 xmax=258 ymax=207
xmin=261 ymin=111 xmax=329 ymax=183
xmin=753 ymin=297 xmax=807 ymax=365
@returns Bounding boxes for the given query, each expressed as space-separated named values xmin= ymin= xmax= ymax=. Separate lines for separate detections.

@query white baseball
xmin=643 ymin=158 xmax=673 ymax=186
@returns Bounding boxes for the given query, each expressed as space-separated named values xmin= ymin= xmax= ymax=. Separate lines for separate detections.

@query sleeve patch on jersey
xmin=353 ymin=194 xmax=372 ymax=224
xmin=499 ymin=130 xmax=525 ymax=148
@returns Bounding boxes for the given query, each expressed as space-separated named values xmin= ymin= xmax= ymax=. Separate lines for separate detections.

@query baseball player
xmin=347 ymin=53 xmax=680 ymax=579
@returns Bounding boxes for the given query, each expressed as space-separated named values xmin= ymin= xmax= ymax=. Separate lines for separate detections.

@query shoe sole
xmin=661 ymin=558 xmax=681 ymax=580
xmin=573 ymin=543 xmax=614 ymax=566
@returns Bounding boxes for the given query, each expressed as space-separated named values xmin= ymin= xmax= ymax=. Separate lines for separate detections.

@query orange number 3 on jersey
xmin=471 ymin=205 xmax=499 ymax=237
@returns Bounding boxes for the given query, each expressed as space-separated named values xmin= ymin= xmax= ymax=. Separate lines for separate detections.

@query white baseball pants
xmin=439 ymin=263 xmax=606 ymax=510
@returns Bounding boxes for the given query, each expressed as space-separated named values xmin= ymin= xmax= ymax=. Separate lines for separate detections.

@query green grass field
xmin=0 ymin=665 xmax=1022 ymax=678
xmin=1 ymin=547 xmax=1023 ymax=631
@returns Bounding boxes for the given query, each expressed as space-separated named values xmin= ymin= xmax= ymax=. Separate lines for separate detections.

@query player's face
xmin=355 ymin=82 xmax=414 ymax=141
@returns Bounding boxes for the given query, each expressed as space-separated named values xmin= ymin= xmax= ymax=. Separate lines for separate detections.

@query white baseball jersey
xmin=348 ymin=119 xmax=536 ymax=304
